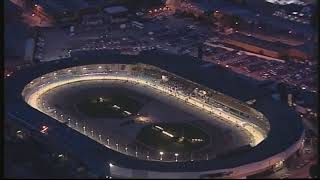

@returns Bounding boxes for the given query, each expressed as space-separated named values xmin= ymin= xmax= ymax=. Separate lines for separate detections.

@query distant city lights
xmin=265 ymin=0 xmax=306 ymax=5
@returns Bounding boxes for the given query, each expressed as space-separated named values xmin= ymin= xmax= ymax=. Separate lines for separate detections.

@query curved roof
xmin=5 ymin=50 xmax=304 ymax=174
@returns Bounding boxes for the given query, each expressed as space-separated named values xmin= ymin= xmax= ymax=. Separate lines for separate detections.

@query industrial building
xmin=222 ymin=33 xmax=313 ymax=60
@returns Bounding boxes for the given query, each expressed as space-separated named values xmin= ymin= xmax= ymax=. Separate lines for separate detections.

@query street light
xmin=174 ymin=153 xmax=179 ymax=162
xmin=147 ymin=155 xmax=149 ymax=160
xmin=160 ymin=151 xmax=164 ymax=161
xmin=107 ymin=138 xmax=110 ymax=145
xmin=91 ymin=130 xmax=94 ymax=137
xmin=83 ymin=126 xmax=86 ymax=134
xmin=116 ymin=143 xmax=119 ymax=151
xmin=99 ymin=134 xmax=102 ymax=141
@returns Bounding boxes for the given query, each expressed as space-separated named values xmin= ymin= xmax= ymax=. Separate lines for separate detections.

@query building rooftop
xmin=5 ymin=0 xmax=34 ymax=66
xmin=104 ymin=6 xmax=128 ymax=14
xmin=224 ymin=32 xmax=315 ymax=57
xmin=34 ymin=0 xmax=104 ymax=15
xmin=188 ymin=0 xmax=315 ymax=35
xmin=224 ymin=33 xmax=292 ymax=52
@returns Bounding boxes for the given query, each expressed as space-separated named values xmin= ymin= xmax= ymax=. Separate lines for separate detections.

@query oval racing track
xmin=24 ymin=73 xmax=266 ymax=147
xmin=5 ymin=52 xmax=305 ymax=178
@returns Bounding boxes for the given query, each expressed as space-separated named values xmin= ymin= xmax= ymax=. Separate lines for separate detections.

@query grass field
xmin=76 ymin=94 xmax=143 ymax=118
xmin=136 ymin=122 xmax=210 ymax=152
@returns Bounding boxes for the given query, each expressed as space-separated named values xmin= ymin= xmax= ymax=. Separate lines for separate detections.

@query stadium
xmin=5 ymin=51 xmax=305 ymax=178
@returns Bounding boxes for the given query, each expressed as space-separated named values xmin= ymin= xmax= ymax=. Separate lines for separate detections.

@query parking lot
xmin=35 ymin=5 xmax=317 ymax=93
xmin=201 ymin=44 xmax=317 ymax=92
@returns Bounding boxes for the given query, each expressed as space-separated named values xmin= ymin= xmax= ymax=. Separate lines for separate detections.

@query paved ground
xmin=4 ymin=130 xmax=90 ymax=178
